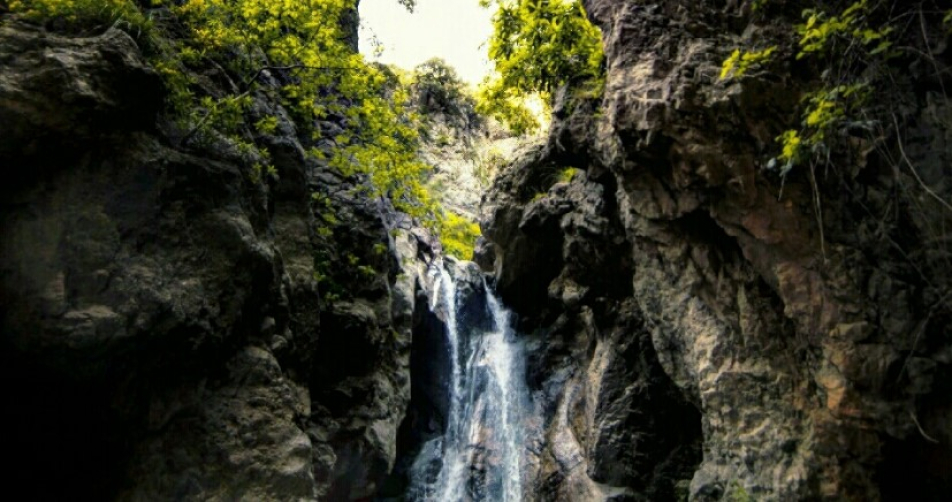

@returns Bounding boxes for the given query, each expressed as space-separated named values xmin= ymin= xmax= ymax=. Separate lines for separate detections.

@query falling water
xmin=407 ymin=260 xmax=527 ymax=501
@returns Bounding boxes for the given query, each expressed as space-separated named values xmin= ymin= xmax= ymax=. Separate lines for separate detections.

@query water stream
xmin=407 ymin=260 xmax=528 ymax=501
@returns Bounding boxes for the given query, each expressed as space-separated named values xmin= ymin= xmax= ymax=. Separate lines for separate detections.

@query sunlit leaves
xmin=760 ymin=1 xmax=897 ymax=175
xmin=775 ymin=83 xmax=871 ymax=174
xmin=439 ymin=211 xmax=482 ymax=260
xmin=797 ymin=0 xmax=893 ymax=59
xmin=475 ymin=84 xmax=540 ymax=135
xmin=9 ymin=0 xmax=152 ymax=34
xmin=163 ymin=0 xmax=437 ymax=216
xmin=478 ymin=0 xmax=603 ymax=133
xmin=719 ymin=46 xmax=777 ymax=80
xmin=14 ymin=0 xmax=464 ymax=238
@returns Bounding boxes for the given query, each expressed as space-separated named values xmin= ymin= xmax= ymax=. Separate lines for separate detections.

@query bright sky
xmin=358 ymin=0 xmax=495 ymax=85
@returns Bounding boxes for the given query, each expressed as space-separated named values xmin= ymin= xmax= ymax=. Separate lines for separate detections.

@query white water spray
xmin=408 ymin=260 xmax=527 ymax=501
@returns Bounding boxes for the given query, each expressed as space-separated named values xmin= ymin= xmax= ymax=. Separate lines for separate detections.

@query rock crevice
xmin=478 ymin=0 xmax=952 ymax=500
xmin=0 ymin=18 xmax=434 ymax=500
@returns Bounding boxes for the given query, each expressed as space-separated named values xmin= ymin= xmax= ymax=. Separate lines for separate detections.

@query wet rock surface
xmin=382 ymin=258 xmax=495 ymax=500
xmin=480 ymin=0 xmax=952 ymax=500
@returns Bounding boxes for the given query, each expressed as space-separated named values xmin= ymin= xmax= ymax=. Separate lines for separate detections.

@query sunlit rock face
xmin=479 ymin=0 xmax=952 ymax=500
xmin=0 ymin=19 xmax=435 ymax=501
xmin=416 ymin=100 xmax=529 ymax=223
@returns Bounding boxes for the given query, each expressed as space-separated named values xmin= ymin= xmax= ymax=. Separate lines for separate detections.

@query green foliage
xmin=16 ymin=0 xmax=433 ymax=218
xmin=776 ymin=83 xmax=871 ymax=172
xmin=719 ymin=46 xmax=777 ymax=80
xmin=475 ymin=84 xmax=541 ymax=135
xmin=475 ymin=147 xmax=508 ymax=187
xmin=481 ymin=0 xmax=603 ymax=94
xmin=767 ymin=0 xmax=896 ymax=174
xmin=776 ymin=129 xmax=803 ymax=168
xmin=170 ymin=0 xmax=435 ymax=217
xmin=9 ymin=0 xmax=152 ymax=34
xmin=410 ymin=58 xmax=479 ymax=126
xmin=797 ymin=0 xmax=893 ymax=59
xmin=719 ymin=1 xmax=902 ymax=176
xmin=478 ymin=0 xmax=604 ymax=133
xmin=439 ymin=211 xmax=481 ymax=260
xmin=726 ymin=480 xmax=754 ymax=502
xmin=254 ymin=115 xmax=279 ymax=135
xmin=557 ymin=167 xmax=580 ymax=183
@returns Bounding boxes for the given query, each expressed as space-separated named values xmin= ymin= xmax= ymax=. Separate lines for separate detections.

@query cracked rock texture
xmin=479 ymin=1 xmax=952 ymax=500
xmin=4 ymin=1 xmax=952 ymax=500
xmin=0 ymin=19 xmax=434 ymax=501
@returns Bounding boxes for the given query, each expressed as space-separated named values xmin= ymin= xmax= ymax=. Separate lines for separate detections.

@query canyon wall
xmin=0 ymin=19 xmax=434 ymax=500
xmin=3 ymin=1 xmax=952 ymax=500
xmin=479 ymin=1 xmax=952 ymax=500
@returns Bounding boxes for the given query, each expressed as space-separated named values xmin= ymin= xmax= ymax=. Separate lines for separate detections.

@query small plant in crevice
xmin=769 ymin=0 xmax=898 ymax=175
xmin=720 ymin=0 xmax=931 ymax=262
xmin=770 ymin=0 xmax=895 ymax=177
xmin=726 ymin=480 xmax=754 ymax=502
xmin=544 ymin=166 xmax=583 ymax=191
xmin=557 ymin=167 xmax=581 ymax=184
xmin=720 ymin=45 xmax=778 ymax=80
xmin=721 ymin=1 xmax=898 ymax=177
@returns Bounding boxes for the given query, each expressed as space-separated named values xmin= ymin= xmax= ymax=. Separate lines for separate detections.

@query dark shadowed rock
xmin=0 ymin=16 xmax=432 ymax=501
xmin=0 ymin=21 xmax=161 ymax=163
xmin=478 ymin=0 xmax=952 ymax=499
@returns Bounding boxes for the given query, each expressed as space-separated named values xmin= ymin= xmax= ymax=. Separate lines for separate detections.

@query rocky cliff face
xmin=5 ymin=1 xmax=952 ymax=500
xmin=480 ymin=1 xmax=952 ymax=500
xmin=0 ymin=19 xmax=435 ymax=500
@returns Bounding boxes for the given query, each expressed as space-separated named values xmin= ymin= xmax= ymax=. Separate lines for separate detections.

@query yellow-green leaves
xmin=764 ymin=1 xmax=896 ymax=176
xmin=439 ymin=211 xmax=482 ymax=260
xmin=775 ymin=83 xmax=870 ymax=173
xmin=720 ymin=49 xmax=742 ymax=80
xmin=167 ymin=0 xmax=439 ymax=217
xmin=777 ymin=130 xmax=802 ymax=169
xmin=797 ymin=0 xmax=893 ymax=59
xmin=475 ymin=84 xmax=542 ymax=135
xmin=479 ymin=0 xmax=603 ymax=134
xmin=254 ymin=116 xmax=279 ymax=135
xmin=719 ymin=46 xmax=777 ymax=80
xmin=557 ymin=167 xmax=580 ymax=183
xmin=10 ymin=0 xmax=152 ymax=34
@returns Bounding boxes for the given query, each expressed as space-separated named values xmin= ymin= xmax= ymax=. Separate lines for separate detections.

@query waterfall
xmin=407 ymin=260 xmax=528 ymax=501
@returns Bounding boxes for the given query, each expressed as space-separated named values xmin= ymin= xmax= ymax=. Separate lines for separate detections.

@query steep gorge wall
xmin=0 ymin=19 xmax=434 ymax=500
xmin=3 ymin=1 xmax=952 ymax=500
xmin=480 ymin=1 xmax=952 ymax=500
